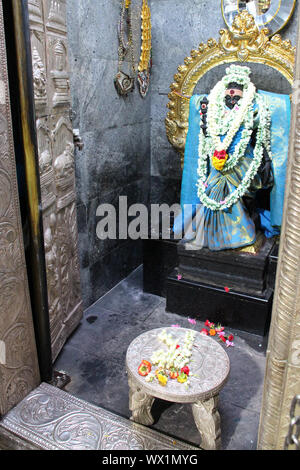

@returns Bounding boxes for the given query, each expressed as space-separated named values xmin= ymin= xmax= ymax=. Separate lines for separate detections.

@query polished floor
xmin=54 ymin=266 xmax=268 ymax=450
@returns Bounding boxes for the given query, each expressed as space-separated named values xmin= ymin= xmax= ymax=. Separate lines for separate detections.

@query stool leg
xmin=192 ymin=395 xmax=221 ymax=450
xmin=128 ymin=375 xmax=155 ymax=426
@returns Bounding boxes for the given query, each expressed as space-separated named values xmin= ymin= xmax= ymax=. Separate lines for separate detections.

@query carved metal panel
xmin=0 ymin=0 xmax=40 ymax=417
xmin=0 ymin=383 xmax=198 ymax=450
xmin=28 ymin=0 xmax=83 ymax=361
xmin=257 ymin=13 xmax=300 ymax=450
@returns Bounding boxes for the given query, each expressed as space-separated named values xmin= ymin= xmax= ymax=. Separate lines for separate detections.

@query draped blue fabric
xmin=173 ymin=90 xmax=290 ymax=250
xmin=257 ymin=90 xmax=290 ymax=231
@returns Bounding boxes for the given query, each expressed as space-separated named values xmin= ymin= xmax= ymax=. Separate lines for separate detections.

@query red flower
xmin=228 ymin=334 xmax=234 ymax=342
xmin=176 ymin=345 xmax=180 ymax=349
xmin=205 ymin=320 xmax=211 ymax=327
xmin=224 ymin=286 xmax=230 ymax=293
xmin=214 ymin=150 xmax=227 ymax=160
xmin=220 ymin=335 xmax=227 ymax=343
xmin=201 ymin=328 xmax=209 ymax=335
xmin=181 ymin=366 xmax=190 ymax=376
xmin=138 ymin=360 xmax=152 ymax=376
xmin=216 ymin=326 xmax=225 ymax=333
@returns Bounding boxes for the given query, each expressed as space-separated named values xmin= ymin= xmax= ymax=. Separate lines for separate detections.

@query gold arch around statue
xmin=165 ymin=10 xmax=296 ymax=166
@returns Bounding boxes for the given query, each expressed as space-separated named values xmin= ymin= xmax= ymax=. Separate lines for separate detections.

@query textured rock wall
xmin=66 ymin=0 xmax=151 ymax=307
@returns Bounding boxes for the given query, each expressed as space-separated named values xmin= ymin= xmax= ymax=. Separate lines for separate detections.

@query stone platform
xmin=166 ymin=271 xmax=273 ymax=336
xmin=177 ymin=238 xmax=275 ymax=296
xmin=0 ymin=383 xmax=198 ymax=451
xmin=143 ymin=236 xmax=278 ymax=335
xmin=143 ymin=238 xmax=179 ymax=297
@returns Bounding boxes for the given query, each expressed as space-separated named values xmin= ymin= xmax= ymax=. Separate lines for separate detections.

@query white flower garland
xmin=150 ymin=330 xmax=195 ymax=371
xmin=207 ymin=80 xmax=256 ymax=153
xmin=196 ymin=79 xmax=271 ymax=212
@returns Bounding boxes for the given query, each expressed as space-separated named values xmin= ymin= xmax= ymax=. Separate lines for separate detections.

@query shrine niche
xmin=28 ymin=0 xmax=44 ymax=32
xmin=157 ymin=11 xmax=296 ymax=336
xmin=50 ymin=39 xmax=70 ymax=109
xmin=32 ymin=46 xmax=47 ymax=108
xmin=46 ymin=0 xmax=67 ymax=35
xmin=37 ymin=119 xmax=56 ymax=210
xmin=28 ymin=0 xmax=83 ymax=361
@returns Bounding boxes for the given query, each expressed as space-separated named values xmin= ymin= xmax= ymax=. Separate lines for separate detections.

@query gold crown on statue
xmin=223 ymin=64 xmax=252 ymax=88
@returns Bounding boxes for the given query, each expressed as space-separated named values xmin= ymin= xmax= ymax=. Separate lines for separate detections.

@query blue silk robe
xmin=173 ymin=91 xmax=290 ymax=251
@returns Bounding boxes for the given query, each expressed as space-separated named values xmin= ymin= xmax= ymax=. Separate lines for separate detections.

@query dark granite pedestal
xmin=166 ymin=273 xmax=273 ymax=336
xmin=166 ymin=238 xmax=278 ymax=336
xmin=177 ymin=237 xmax=275 ymax=296
xmin=143 ymin=238 xmax=179 ymax=297
xmin=143 ymin=233 xmax=279 ymax=335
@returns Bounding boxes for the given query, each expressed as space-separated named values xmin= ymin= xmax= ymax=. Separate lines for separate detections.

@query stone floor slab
xmin=53 ymin=266 xmax=267 ymax=450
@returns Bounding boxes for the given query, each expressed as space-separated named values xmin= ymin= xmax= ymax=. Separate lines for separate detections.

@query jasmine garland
xmin=196 ymin=70 xmax=272 ymax=212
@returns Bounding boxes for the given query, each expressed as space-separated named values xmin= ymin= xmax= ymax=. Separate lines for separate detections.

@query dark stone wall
xmin=66 ymin=0 xmax=151 ymax=307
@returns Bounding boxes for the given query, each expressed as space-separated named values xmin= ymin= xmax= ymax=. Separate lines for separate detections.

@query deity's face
xmin=225 ymin=82 xmax=244 ymax=109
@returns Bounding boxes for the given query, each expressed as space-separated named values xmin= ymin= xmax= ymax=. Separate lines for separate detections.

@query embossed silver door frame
xmin=257 ymin=14 xmax=300 ymax=449
xmin=2 ymin=0 xmax=299 ymax=450
xmin=0 ymin=0 xmax=41 ymax=417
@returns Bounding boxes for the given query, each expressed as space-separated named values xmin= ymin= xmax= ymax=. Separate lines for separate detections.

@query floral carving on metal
xmin=28 ymin=0 xmax=83 ymax=361
xmin=0 ymin=0 xmax=40 ymax=417
xmin=0 ymin=383 xmax=198 ymax=450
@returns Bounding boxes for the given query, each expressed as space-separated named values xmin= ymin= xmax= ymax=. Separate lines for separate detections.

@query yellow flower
xmin=212 ymin=155 xmax=228 ymax=171
xmin=177 ymin=373 xmax=188 ymax=384
xmin=157 ymin=373 xmax=168 ymax=387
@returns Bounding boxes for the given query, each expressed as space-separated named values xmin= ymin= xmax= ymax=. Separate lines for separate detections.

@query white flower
xmin=197 ymin=86 xmax=271 ymax=212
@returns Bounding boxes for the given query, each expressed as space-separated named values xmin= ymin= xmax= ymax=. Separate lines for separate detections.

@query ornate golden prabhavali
xmin=165 ymin=10 xmax=295 ymax=166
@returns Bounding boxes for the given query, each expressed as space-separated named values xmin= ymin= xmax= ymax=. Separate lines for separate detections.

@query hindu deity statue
xmin=173 ymin=64 xmax=290 ymax=251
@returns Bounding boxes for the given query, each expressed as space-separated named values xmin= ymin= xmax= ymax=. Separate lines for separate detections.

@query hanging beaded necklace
xmin=115 ymin=0 xmax=136 ymax=96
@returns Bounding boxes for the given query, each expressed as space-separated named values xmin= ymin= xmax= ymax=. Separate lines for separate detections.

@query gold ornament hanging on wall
xmin=137 ymin=0 xmax=152 ymax=98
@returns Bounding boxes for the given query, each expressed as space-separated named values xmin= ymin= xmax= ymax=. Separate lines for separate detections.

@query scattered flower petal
xmin=226 ymin=340 xmax=235 ymax=348
xmin=171 ymin=324 xmax=181 ymax=328
xmin=224 ymin=286 xmax=230 ymax=293
xmin=177 ymin=274 xmax=183 ymax=281
xmin=201 ymin=328 xmax=209 ymax=335
xmin=188 ymin=318 xmax=197 ymax=325
xmin=215 ymin=326 xmax=225 ymax=333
